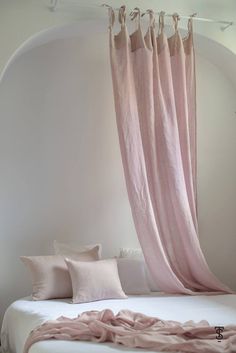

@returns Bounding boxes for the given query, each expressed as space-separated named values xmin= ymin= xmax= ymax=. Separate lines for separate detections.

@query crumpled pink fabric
xmin=24 ymin=309 xmax=236 ymax=353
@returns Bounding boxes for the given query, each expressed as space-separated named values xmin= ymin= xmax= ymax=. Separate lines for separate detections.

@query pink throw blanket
xmin=24 ymin=309 xmax=236 ymax=353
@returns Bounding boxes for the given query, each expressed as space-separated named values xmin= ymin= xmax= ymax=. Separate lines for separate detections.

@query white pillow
xmin=119 ymin=248 xmax=143 ymax=258
xmin=65 ymin=258 xmax=127 ymax=303
xmin=117 ymin=258 xmax=150 ymax=295
xmin=119 ymin=248 xmax=160 ymax=292
xmin=54 ymin=240 xmax=102 ymax=259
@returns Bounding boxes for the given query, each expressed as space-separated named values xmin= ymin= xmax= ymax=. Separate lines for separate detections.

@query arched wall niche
xmin=0 ymin=21 xmax=236 ymax=326
xmin=1 ymin=21 xmax=236 ymax=87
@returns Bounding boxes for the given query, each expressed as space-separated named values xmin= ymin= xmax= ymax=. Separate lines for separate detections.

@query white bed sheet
xmin=2 ymin=293 xmax=236 ymax=353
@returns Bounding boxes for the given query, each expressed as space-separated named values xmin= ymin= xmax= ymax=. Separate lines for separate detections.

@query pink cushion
xmin=53 ymin=240 xmax=102 ymax=259
xmin=21 ymin=246 xmax=100 ymax=300
xmin=65 ymin=258 xmax=127 ymax=303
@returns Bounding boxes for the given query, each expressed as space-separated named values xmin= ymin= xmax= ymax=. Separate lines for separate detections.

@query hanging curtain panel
xmin=109 ymin=6 xmax=232 ymax=294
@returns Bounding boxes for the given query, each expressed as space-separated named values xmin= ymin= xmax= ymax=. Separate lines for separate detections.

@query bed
xmin=2 ymin=293 xmax=236 ymax=353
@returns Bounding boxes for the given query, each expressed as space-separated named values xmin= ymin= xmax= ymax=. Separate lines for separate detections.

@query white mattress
xmin=2 ymin=293 xmax=236 ymax=353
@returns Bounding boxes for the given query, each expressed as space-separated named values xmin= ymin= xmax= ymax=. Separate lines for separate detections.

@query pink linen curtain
xmin=109 ymin=6 xmax=232 ymax=294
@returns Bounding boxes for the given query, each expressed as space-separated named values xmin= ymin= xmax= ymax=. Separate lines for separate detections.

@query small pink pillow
xmin=53 ymin=240 xmax=102 ymax=259
xmin=65 ymin=258 xmax=127 ymax=303
xmin=21 ymin=246 xmax=100 ymax=300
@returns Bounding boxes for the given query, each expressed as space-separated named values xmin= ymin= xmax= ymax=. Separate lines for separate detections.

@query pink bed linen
xmin=24 ymin=309 xmax=236 ymax=353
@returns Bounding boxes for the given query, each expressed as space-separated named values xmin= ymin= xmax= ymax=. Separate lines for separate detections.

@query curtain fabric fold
xmin=109 ymin=7 xmax=232 ymax=294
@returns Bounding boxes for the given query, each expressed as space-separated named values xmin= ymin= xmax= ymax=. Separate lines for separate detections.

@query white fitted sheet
xmin=2 ymin=293 xmax=236 ymax=353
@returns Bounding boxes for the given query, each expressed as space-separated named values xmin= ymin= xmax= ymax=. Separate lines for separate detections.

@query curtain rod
xmin=49 ymin=0 xmax=234 ymax=31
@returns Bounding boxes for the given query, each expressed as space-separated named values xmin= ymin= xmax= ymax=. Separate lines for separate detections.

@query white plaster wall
xmin=0 ymin=34 xmax=139 ymax=326
xmin=0 ymin=0 xmax=236 ymax=74
xmin=197 ymin=55 xmax=236 ymax=289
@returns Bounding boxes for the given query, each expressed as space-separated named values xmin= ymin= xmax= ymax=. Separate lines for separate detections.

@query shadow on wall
xmin=0 ymin=21 xmax=236 ymax=328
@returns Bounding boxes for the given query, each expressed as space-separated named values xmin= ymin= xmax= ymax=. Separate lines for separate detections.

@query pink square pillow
xmin=53 ymin=240 xmax=102 ymax=259
xmin=65 ymin=258 xmax=127 ymax=303
xmin=21 ymin=246 xmax=100 ymax=300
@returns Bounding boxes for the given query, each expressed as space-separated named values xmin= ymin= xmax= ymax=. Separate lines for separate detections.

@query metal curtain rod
xmin=49 ymin=0 xmax=234 ymax=31
xmin=157 ymin=13 xmax=233 ymax=31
